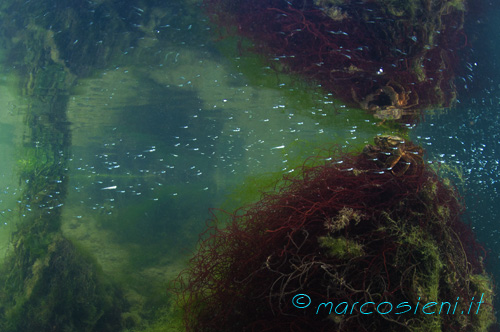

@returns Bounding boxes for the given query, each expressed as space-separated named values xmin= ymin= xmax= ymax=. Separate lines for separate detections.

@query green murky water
xmin=0 ymin=0 xmax=499 ymax=331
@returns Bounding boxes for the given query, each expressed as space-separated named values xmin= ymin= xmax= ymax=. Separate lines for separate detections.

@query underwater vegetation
xmin=0 ymin=0 xmax=495 ymax=331
xmin=0 ymin=1 xmax=142 ymax=331
xmin=0 ymin=230 xmax=127 ymax=332
xmin=175 ymin=141 xmax=495 ymax=331
xmin=204 ymin=0 xmax=467 ymax=121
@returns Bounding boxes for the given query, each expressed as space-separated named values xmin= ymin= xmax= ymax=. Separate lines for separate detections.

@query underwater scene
xmin=0 ymin=0 xmax=499 ymax=331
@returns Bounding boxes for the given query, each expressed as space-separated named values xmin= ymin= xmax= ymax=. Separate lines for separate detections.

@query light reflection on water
xmin=61 ymin=35 xmax=384 ymax=259
xmin=414 ymin=103 xmax=500 ymax=246
xmin=412 ymin=102 xmax=500 ymax=314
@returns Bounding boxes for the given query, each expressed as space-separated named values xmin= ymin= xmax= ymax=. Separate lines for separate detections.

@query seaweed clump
xmin=204 ymin=0 xmax=468 ymax=120
xmin=176 ymin=142 xmax=495 ymax=331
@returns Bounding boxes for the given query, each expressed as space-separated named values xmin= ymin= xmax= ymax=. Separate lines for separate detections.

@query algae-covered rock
xmin=0 ymin=232 xmax=128 ymax=332
xmin=177 ymin=142 xmax=496 ymax=331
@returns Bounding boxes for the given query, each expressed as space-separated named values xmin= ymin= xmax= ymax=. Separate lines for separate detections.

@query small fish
xmin=101 ymin=186 xmax=117 ymax=190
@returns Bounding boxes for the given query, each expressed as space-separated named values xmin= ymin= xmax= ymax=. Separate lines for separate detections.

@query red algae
xmin=204 ymin=0 xmax=468 ymax=120
xmin=175 ymin=141 xmax=495 ymax=331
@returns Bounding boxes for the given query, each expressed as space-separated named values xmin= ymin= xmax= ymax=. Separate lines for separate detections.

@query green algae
xmin=318 ymin=235 xmax=365 ymax=259
xmin=0 ymin=232 xmax=127 ymax=332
